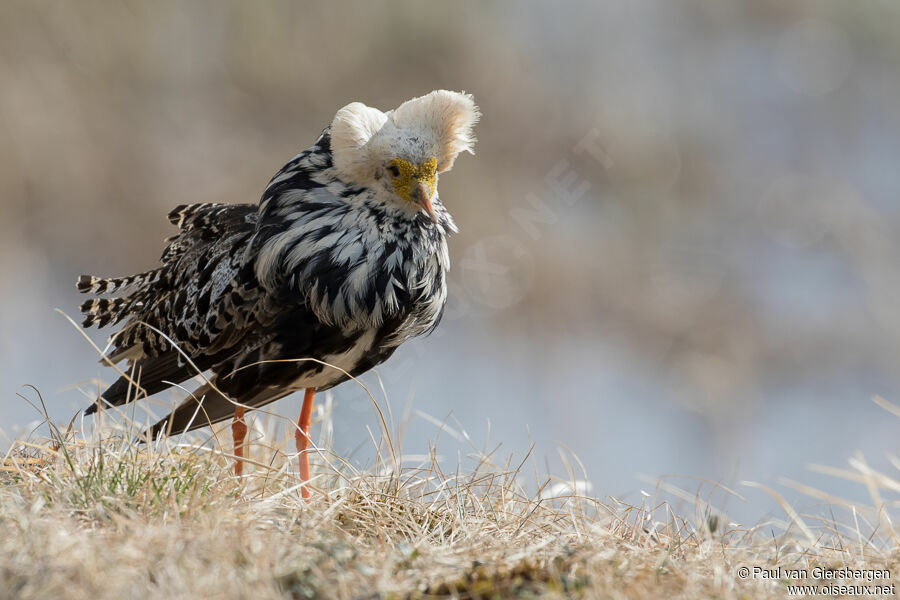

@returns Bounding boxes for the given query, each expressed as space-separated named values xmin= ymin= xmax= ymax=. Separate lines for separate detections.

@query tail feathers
xmin=79 ymin=296 xmax=143 ymax=328
xmin=76 ymin=269 xmax=160 ymax=328
xmin=76 ymin=270 xmax=161 ymax=296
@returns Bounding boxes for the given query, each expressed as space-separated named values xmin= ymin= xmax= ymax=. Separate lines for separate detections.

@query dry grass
xmin=1 ymin=390 xmax=898 ymax=600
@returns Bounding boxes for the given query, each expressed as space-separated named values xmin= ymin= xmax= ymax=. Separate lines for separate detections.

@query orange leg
xmin=296 ymin=387 xmax=316 ymax=499
xmin=232 ymin=406 xmax=248 ymax=476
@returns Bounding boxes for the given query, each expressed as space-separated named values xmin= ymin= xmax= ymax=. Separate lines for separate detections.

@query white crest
xmin=330 ymin=102 xmax=389 ymax=182
xmin=330 ymin=90 xmax=480 ymax=182
xmin=392 ymin=90 xmax=480 ymax=172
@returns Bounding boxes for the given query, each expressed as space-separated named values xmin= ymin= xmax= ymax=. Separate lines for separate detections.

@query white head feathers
xmin=330 ymin=90 xmax=480 ymax=182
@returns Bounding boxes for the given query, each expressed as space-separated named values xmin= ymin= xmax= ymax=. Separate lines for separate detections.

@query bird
xmin=76 ymin=90 xmax=479 ymax=497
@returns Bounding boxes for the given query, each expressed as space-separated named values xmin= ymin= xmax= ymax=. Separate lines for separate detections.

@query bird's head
xmin=330 ymin=90 xmax=480 ymax=222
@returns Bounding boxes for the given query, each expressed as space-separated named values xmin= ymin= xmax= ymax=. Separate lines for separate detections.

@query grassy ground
xmin=1 ymin=391 xmax=898 ymax=599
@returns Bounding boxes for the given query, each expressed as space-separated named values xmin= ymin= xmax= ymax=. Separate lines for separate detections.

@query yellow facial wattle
xmin=388 ymin=157 xmax=438 ymax=203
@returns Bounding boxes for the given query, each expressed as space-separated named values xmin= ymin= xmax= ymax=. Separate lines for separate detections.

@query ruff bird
xmin=77 ymin=90 xmax=479 ymax=497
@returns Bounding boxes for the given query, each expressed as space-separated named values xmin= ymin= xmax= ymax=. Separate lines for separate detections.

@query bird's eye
xmin=387 ymin=164 xmax=401 ymax=177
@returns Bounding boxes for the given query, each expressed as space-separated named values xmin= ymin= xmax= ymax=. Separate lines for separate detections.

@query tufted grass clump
xmin=1 ymin=391 xmax=898 ymax=599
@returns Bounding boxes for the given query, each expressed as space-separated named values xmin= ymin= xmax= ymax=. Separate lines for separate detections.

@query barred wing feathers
xmin=79 ymin=202 xmax=268 ymax=414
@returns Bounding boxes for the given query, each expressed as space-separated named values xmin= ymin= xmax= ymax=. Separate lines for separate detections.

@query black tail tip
xmin=84 ymin=398 xmax=113 ymax=416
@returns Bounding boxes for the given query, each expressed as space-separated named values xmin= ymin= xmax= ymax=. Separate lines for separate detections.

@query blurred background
xmin=2 ymin=1 xmax=899 ymax=522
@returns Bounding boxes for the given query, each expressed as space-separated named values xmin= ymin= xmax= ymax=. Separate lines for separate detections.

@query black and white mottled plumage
xmin=77 ymin=90 xmax=479 ymax=438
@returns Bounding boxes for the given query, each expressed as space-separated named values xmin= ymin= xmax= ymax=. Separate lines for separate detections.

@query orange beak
xmin=412 ymin=182 xmax=437 ymax=223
